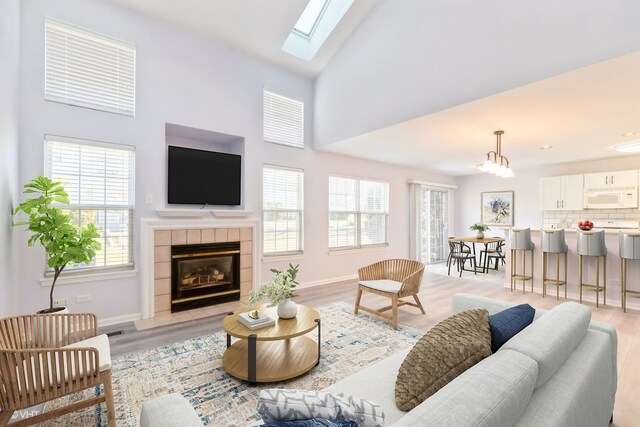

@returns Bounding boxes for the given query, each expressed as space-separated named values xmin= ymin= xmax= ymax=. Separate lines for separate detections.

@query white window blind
xmin=45 ymin=18 xmax=136 ymax=116
xmin=329 ymin=176 xmax=389 ymax=249
xmin=263 ymin=89 xmax=304 ymax=148
xmin=263 ymin=166 xmax=304 ymax=254
xmin=45 ymin=135 xmax=136 ymax=272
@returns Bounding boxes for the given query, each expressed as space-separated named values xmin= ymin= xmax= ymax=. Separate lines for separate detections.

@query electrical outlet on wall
xmin=53 ymin=298 xmax=68 ymax=308
xmin=77 ymin=294 xmax=91 ymax=303
xmin=145 ymin=194 xmax=153 ymax=204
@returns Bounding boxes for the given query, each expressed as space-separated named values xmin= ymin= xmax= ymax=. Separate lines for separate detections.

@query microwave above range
xmin=584 ymin=188 xmax=638 ymax=209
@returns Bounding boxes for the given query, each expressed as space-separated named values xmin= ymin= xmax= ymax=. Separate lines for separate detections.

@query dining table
xmin=448 ymin=236 xmax=505 ymax=273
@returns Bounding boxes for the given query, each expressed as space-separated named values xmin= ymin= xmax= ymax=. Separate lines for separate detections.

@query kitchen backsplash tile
xmin=543 ymin=208 xmax=640 ymax=228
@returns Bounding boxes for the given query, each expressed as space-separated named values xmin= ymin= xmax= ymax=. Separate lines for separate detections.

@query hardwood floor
xmin=101 ymin=269 xmax=640 ymax=426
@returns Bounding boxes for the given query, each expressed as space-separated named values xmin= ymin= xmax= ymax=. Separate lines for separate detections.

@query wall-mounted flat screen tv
xmin=168 ymin=146 xmax=241 ymax=206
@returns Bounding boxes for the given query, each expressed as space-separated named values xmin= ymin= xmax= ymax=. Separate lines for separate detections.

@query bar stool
xmin=509 ymin=228 xmax=535 ymax=294
xmin=541 ymin=229 xmax=569 ymax=300
xmin=619 ymin=231 xmax=640 ymax=312
xmin=577 ymin=230 xmax=607 ymax=307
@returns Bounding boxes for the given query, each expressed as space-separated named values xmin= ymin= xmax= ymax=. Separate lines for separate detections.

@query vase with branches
xmin=249 ymin=264 xmax=299 ymax=319
xmin=469 ymin=223 xmax=490 ymax=239
xmin=13 ymin=176 xmax=102 ymax=313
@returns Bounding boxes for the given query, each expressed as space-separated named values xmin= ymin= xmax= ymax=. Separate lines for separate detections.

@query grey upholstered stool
xmin=541 ymin=229 xmax=569 ymax=300
xmin=577 ymin=230 xmax=607 ymax=307
xmin=509 ymin=228 xmax=535 ymax=294
xmin=619 ymin=231 xmax=640 ymax=312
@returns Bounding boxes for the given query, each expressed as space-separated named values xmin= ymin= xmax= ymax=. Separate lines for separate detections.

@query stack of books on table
xmin=238 ymin=311 xmax=275 ymax=330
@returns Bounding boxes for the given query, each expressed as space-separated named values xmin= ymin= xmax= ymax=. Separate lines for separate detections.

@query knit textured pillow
xmin=394 ymin=309 xmax=492 ymax=411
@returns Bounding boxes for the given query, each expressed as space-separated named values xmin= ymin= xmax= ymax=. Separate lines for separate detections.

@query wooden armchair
xmin=0 ymin=313 xmax=115 ymax=426
xmin=354 ymin=259 xmax=426 ymax=329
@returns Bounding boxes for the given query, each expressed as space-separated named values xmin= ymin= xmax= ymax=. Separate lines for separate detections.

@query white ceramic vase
xmin=476 ymin=231 xmax=485 ymax=239
xmin=277 ymin=299 xmax=298 ymax=319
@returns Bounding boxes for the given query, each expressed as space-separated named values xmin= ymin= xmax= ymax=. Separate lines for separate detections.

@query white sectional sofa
xmin=324 ymin=293 xmax=617 ymax=427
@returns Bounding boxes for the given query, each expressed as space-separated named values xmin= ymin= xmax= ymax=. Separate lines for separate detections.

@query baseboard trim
xmin=299 ymin=274 xmax=359 ymax=289
xmin=99 ymin=312 xmax=142 ymax=327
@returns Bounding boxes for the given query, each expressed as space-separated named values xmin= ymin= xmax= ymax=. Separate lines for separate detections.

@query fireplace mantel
xmin=140 ymin=217 xmax=261 ymax=319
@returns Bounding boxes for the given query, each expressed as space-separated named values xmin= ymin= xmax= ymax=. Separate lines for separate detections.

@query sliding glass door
xmin=417 ymin=186 xmax=449 ymax=264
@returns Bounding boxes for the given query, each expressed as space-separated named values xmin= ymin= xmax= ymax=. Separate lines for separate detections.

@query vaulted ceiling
xmin=111 ymin=0 xmax=640 ymax=176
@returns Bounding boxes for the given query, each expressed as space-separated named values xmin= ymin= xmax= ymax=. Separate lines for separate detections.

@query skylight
xmin=293 ymin=0 xmax=329 ymax=38
xmin=282 ymin=0 xmax=354 ymax=62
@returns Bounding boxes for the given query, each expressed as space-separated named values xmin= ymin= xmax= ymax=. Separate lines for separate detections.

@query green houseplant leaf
xmin=13 ymin=176 xmax=102 ymax=312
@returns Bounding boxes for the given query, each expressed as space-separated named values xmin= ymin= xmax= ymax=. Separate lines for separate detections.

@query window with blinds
xmin=263 ymin=166 xmax=304 ymax=254
xmin=45 ymin=135 xmax=136 ymax=272
xmin=45 ymin=18 xmax=136 ymax=116
xmin=328 ymin=176 xmax=389 ymax=249
xmin=263 ymin=89 xmax=304 ymax=148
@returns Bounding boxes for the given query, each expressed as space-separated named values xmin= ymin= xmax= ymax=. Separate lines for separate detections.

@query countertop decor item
xmin=469 ymin=223 xmax=490 ymax=239
xmin=249 ymin=263 xmax=299 ymax=319
xmin=12 ymin=176 xmax=101 ymax=314
xmin=577 ymin=220 xmax=594 ymax=231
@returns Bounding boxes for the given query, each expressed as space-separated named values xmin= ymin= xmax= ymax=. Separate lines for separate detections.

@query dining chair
xmin=0 ymin=313 xmax=116 ymax=426
xmin=448 ymin=241 xmax=477 ymax=277
xmin=481 ymin=240 xmax=506 ymax=273
xmin=354 ymin=259 xmax=425 ymax=329
xmin=446 ymin=237 xmax=470 ymax=269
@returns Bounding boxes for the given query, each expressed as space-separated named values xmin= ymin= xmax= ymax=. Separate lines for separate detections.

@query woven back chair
xmin=0 ymin=313 xmax=115 ymax=426
xmin=354 ymin=259 xmax=426 ymax=328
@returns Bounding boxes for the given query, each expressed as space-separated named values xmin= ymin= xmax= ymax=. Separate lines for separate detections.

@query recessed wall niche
xmin=165 ymin=123 xmax=245 ymax=209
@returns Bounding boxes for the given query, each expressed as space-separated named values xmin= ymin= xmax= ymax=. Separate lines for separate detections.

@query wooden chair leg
xmin=102 ymin=370 xmax=117 ymax=426
xmin=391 ymin=295 xmax=398 ymax=329
xmin=354 ymin=287 xmax=363 ymax=314
xmin=413 ymin=294 xmax=426 ymax=314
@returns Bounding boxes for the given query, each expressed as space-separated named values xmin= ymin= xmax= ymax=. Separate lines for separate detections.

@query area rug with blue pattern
xmin=42 ymin=302 xmax=423 ymax=427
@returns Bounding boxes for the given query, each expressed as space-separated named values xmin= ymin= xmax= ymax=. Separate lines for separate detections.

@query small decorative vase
xmin=476 ymin=231 xmax=485 ymax=239
xmin=277 ymin=299 xmax=298 ymax=319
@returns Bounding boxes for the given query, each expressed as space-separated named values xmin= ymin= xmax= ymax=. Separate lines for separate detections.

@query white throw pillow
xmin=257 ymin=389 xmax=385 ymax=427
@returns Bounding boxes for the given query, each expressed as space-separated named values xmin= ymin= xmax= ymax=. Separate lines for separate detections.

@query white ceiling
xmin=321 ymin=51 xmax=640 ymax=176
xmin=110 ymin=0 xmax=377 ymax=77
xmin=110 ymin=0 xmax=640 ymax=176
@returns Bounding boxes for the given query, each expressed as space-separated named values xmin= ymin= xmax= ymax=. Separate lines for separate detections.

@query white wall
xmin=0 ymin=0 xmax=21 ymax=317
xmin=315 ymin=0 xmax=640 ymax=147
xmin=454 ymin=154 xmax=640 ymax=236
xmin=17 ymin=0 xmax=454 ymax=321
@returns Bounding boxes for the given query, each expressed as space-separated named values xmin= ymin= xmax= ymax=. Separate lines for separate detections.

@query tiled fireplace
xmin=149 ymin=223 xmax=255 ymax=318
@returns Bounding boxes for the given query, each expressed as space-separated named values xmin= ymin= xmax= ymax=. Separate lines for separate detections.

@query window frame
xmin=44 ymin=134 xmax=136 ymax=276
xmin=328 ymin=174 xmax=390 ymax=251
xmin=262 ymin=164 xmax=305 ymax=256
xmin=44 ymin=17 xmax=136 ymax=116
xmin=263 ymin=87 xmax=305 ymax=149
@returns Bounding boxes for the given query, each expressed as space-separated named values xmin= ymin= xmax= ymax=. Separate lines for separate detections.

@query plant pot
xmin=476 ymin=231 xmax=485 ymax=239
xmin=277 ymin=299 xmax=298 ymax=319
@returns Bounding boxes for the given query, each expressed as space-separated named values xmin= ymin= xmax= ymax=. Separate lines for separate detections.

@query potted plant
xmin=13 ymin=176 xmax=101 ymax=313
xmin=248 ymin=263 xmax=299 ymax=319
xmin=470 ymin=223 xmax=490 ymax=239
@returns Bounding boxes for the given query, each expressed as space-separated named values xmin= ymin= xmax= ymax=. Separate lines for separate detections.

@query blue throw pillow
xmin=488 ymin=304 xmax=535 ymax=352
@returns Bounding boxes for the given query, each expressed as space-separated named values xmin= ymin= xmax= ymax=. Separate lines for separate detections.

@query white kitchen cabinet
xmin=584 ymin=170 xmax=638 ymax=190
xmin=540 ymin=174 xmax=584 ymax=211
xmin=541 ymin=177 xmax=562 ymax=210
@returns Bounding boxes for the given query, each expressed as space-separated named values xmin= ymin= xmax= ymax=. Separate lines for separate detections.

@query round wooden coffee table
xmin=222 ymin=304 xmax=321 ymax=384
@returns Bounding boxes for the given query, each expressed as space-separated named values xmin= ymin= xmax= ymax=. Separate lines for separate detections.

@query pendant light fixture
xmin=477 ymin=130 xmax=514 ymax=178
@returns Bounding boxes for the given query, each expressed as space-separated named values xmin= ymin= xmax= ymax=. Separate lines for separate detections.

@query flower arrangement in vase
xmin=469 ymin=223 xmax=490 ymax=239
xmin=248 ymin=264 xmax=299 ymax=319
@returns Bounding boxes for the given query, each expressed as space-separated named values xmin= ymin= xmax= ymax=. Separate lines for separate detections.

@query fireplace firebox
xmin=171 ymin=241 xmax=240 ymax=312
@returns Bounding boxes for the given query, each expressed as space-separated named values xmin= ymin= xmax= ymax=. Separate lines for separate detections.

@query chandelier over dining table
xmin=477 ymin=130 xmax=514 ymax=178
